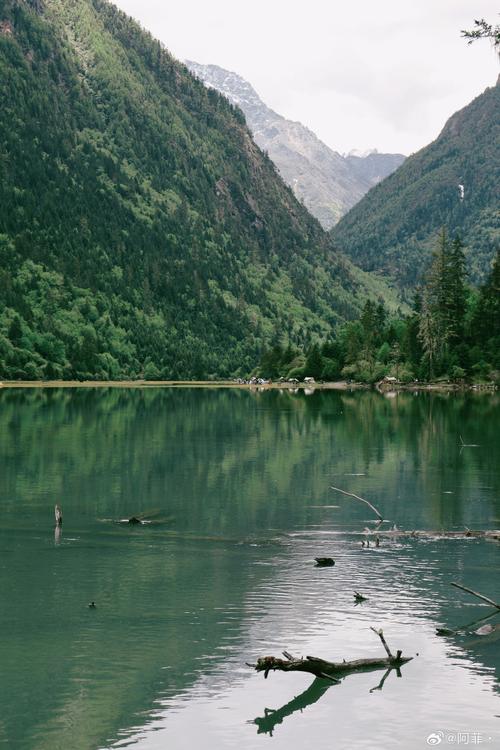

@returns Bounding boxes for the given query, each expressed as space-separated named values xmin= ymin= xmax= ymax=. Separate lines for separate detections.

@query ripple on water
xmin=2 ymin=388 xmax=499 ymax=750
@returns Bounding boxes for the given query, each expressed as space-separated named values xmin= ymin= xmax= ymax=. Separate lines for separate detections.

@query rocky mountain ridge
xmin=186 ymin=61 xmax=406 ymax=229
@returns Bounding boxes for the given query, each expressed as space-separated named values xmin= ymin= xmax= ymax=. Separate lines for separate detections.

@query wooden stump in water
xmin=128 ymin=516 xmax=142 ymax=525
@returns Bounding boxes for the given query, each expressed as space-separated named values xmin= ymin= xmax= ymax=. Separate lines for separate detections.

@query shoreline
xmin=0 ymin=379 xmax=496 ymax=392
xmin=0 ymin=379 xmax=362 ymax=390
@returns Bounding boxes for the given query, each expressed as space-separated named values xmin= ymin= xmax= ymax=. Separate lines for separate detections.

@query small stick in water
xmin=459 ymin=435 xmax=480 ymax=448
xmin=451 ymin=582 xmax=500 ymax=610
xmin=329 ymin=486 xmax=383 ymax=521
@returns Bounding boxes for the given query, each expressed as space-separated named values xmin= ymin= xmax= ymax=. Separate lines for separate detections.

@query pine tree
xmin=403 ymin=291 xmax=423 ymax=371
xmin=419 ymin=228 xmax=449 ymax=372
xmin=375 ymin=300 xmax=387 ymax=337
xmin=360 ymin=300 xmax=377 ymax=359
xmin=442 ymin=236 xmax=467 ymax=346
xmin=473 ymin=249 xmax=500 ymax=368
xmin=418 ymin=229 xmax=468 ymax=374
xmin=305 ymin=344 xmax=324 ymax=379
xmin=418 ymin=302 xmax=439 ymax=379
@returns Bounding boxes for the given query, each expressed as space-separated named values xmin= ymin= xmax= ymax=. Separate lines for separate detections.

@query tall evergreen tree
xmin=442 ymin=236 xmax=467 ymax=346
xmin=473 ymin=249 xmax=500 ymax=368
xmin=305 ymin=344 xmax=324 ymax=379
xmin=419 ymin=228 xmax=449 ymax=372
xmin=418 ymin=302 xmax=439 ymax=379
xmin=418 ymin=229 xmax=468 ymax=374
xmin=403 ymin=291 xmax=423 ymax=373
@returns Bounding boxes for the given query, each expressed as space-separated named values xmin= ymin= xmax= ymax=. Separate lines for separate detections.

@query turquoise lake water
xmin=0 ymin=387 xmax=499 ymax=749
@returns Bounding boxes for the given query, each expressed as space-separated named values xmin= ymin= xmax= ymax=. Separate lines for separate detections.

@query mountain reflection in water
xmin=0 ymin=387 xmax=498 ymax=749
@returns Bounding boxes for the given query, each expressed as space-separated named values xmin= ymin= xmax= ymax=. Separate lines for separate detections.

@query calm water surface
xmin=0 ymin=387 xmax=499 ymax=750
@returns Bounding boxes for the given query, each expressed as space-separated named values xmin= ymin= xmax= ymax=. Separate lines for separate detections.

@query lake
xmin=0 ymin=386 xmax=499 ymax=750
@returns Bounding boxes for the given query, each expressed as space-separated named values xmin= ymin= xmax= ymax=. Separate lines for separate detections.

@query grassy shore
xmin=0 ymin=379 xmax=363 ymax=390
xmin=0 ymin=379 xmax=496 ymax=391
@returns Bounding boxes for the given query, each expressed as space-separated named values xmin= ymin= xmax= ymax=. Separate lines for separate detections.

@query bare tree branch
xmin=330 ymin=486 xmax=383 ymax=521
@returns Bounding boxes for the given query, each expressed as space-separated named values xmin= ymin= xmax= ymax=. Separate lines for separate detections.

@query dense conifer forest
xmin=331 ymin=81 xmax=500 ymax=289
xmin=0 ymin=1 xmax=497 ymax=383
xmin=257 ymin=236 xmax=500 ymax=385
xmin=0 ymin=0 xmax=399 ymax=381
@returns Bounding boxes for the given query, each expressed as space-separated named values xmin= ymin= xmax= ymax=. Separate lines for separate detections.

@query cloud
xmin=114 ymin=0 xmax=499 ymax=153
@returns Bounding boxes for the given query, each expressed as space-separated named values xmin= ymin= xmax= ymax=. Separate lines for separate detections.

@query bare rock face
xmin=0 ymin=20 xmax=14 ymax=34
xmin=186 ymin=61 xmax=405 ymax=229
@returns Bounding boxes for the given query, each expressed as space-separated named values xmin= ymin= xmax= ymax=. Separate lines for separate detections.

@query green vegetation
xmin=462 ymin=18 xmax=500 ymax=52
xmin=331 ymin=81 xmax=500 ymax=290
xmin=257 ymin=233 xmax=500 ymax=385
xmin=0 ymin=0 xmax=398 ymax=381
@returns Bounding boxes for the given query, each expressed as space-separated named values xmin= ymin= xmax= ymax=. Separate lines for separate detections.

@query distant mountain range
xmin=332 ymin=78 xmax=500 ymax=288
xmin=186 ymin=61 xmax=405 ymax=229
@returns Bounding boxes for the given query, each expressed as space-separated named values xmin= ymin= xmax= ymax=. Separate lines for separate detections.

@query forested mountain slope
xmin=331 ymin=80 xmax=500 ymax=289
xmin=0 ymin=0 xmax=395 ymax=380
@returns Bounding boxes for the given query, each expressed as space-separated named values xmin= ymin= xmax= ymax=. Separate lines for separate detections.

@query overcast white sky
xmin=113 ymin=0 xmax=499 ymax=155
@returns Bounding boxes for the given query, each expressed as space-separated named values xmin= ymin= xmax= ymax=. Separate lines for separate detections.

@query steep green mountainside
xmin=0 ymin=0 xmax=395 ymax=380
xmin=331 ymin=81 xmax=500 ymax=289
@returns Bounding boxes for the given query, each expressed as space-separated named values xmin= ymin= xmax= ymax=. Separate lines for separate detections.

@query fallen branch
xmin=451 ymin=582 xmax=500 ymax=609
xmin=436 ymin=608 xmax=500 ymax=637
xmin=459 ymin=435 xmax=480 ymax=448
xmin=370 ymin=627 xmax=392 ymax=658
xmin=248 ymin=629 xmax=411 ymax=682
xmin=361 ymin=528 xmax=500 ymax=541
xmin=330 ymin=486 xmax=383 ymax=521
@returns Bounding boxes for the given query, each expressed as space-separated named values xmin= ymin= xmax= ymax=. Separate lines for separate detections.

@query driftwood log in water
xmin=436 ymin=585 xmax=500 ymax=639
xmin=329 ymin=484 xmax=499 ymax=542
xmin=436 ymin=606 xmax=500 ymax=639
xmin=363 ymin=528 xmax=500 ymax=541
xmin=248 ymin=629 xmax=412 ymax=683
